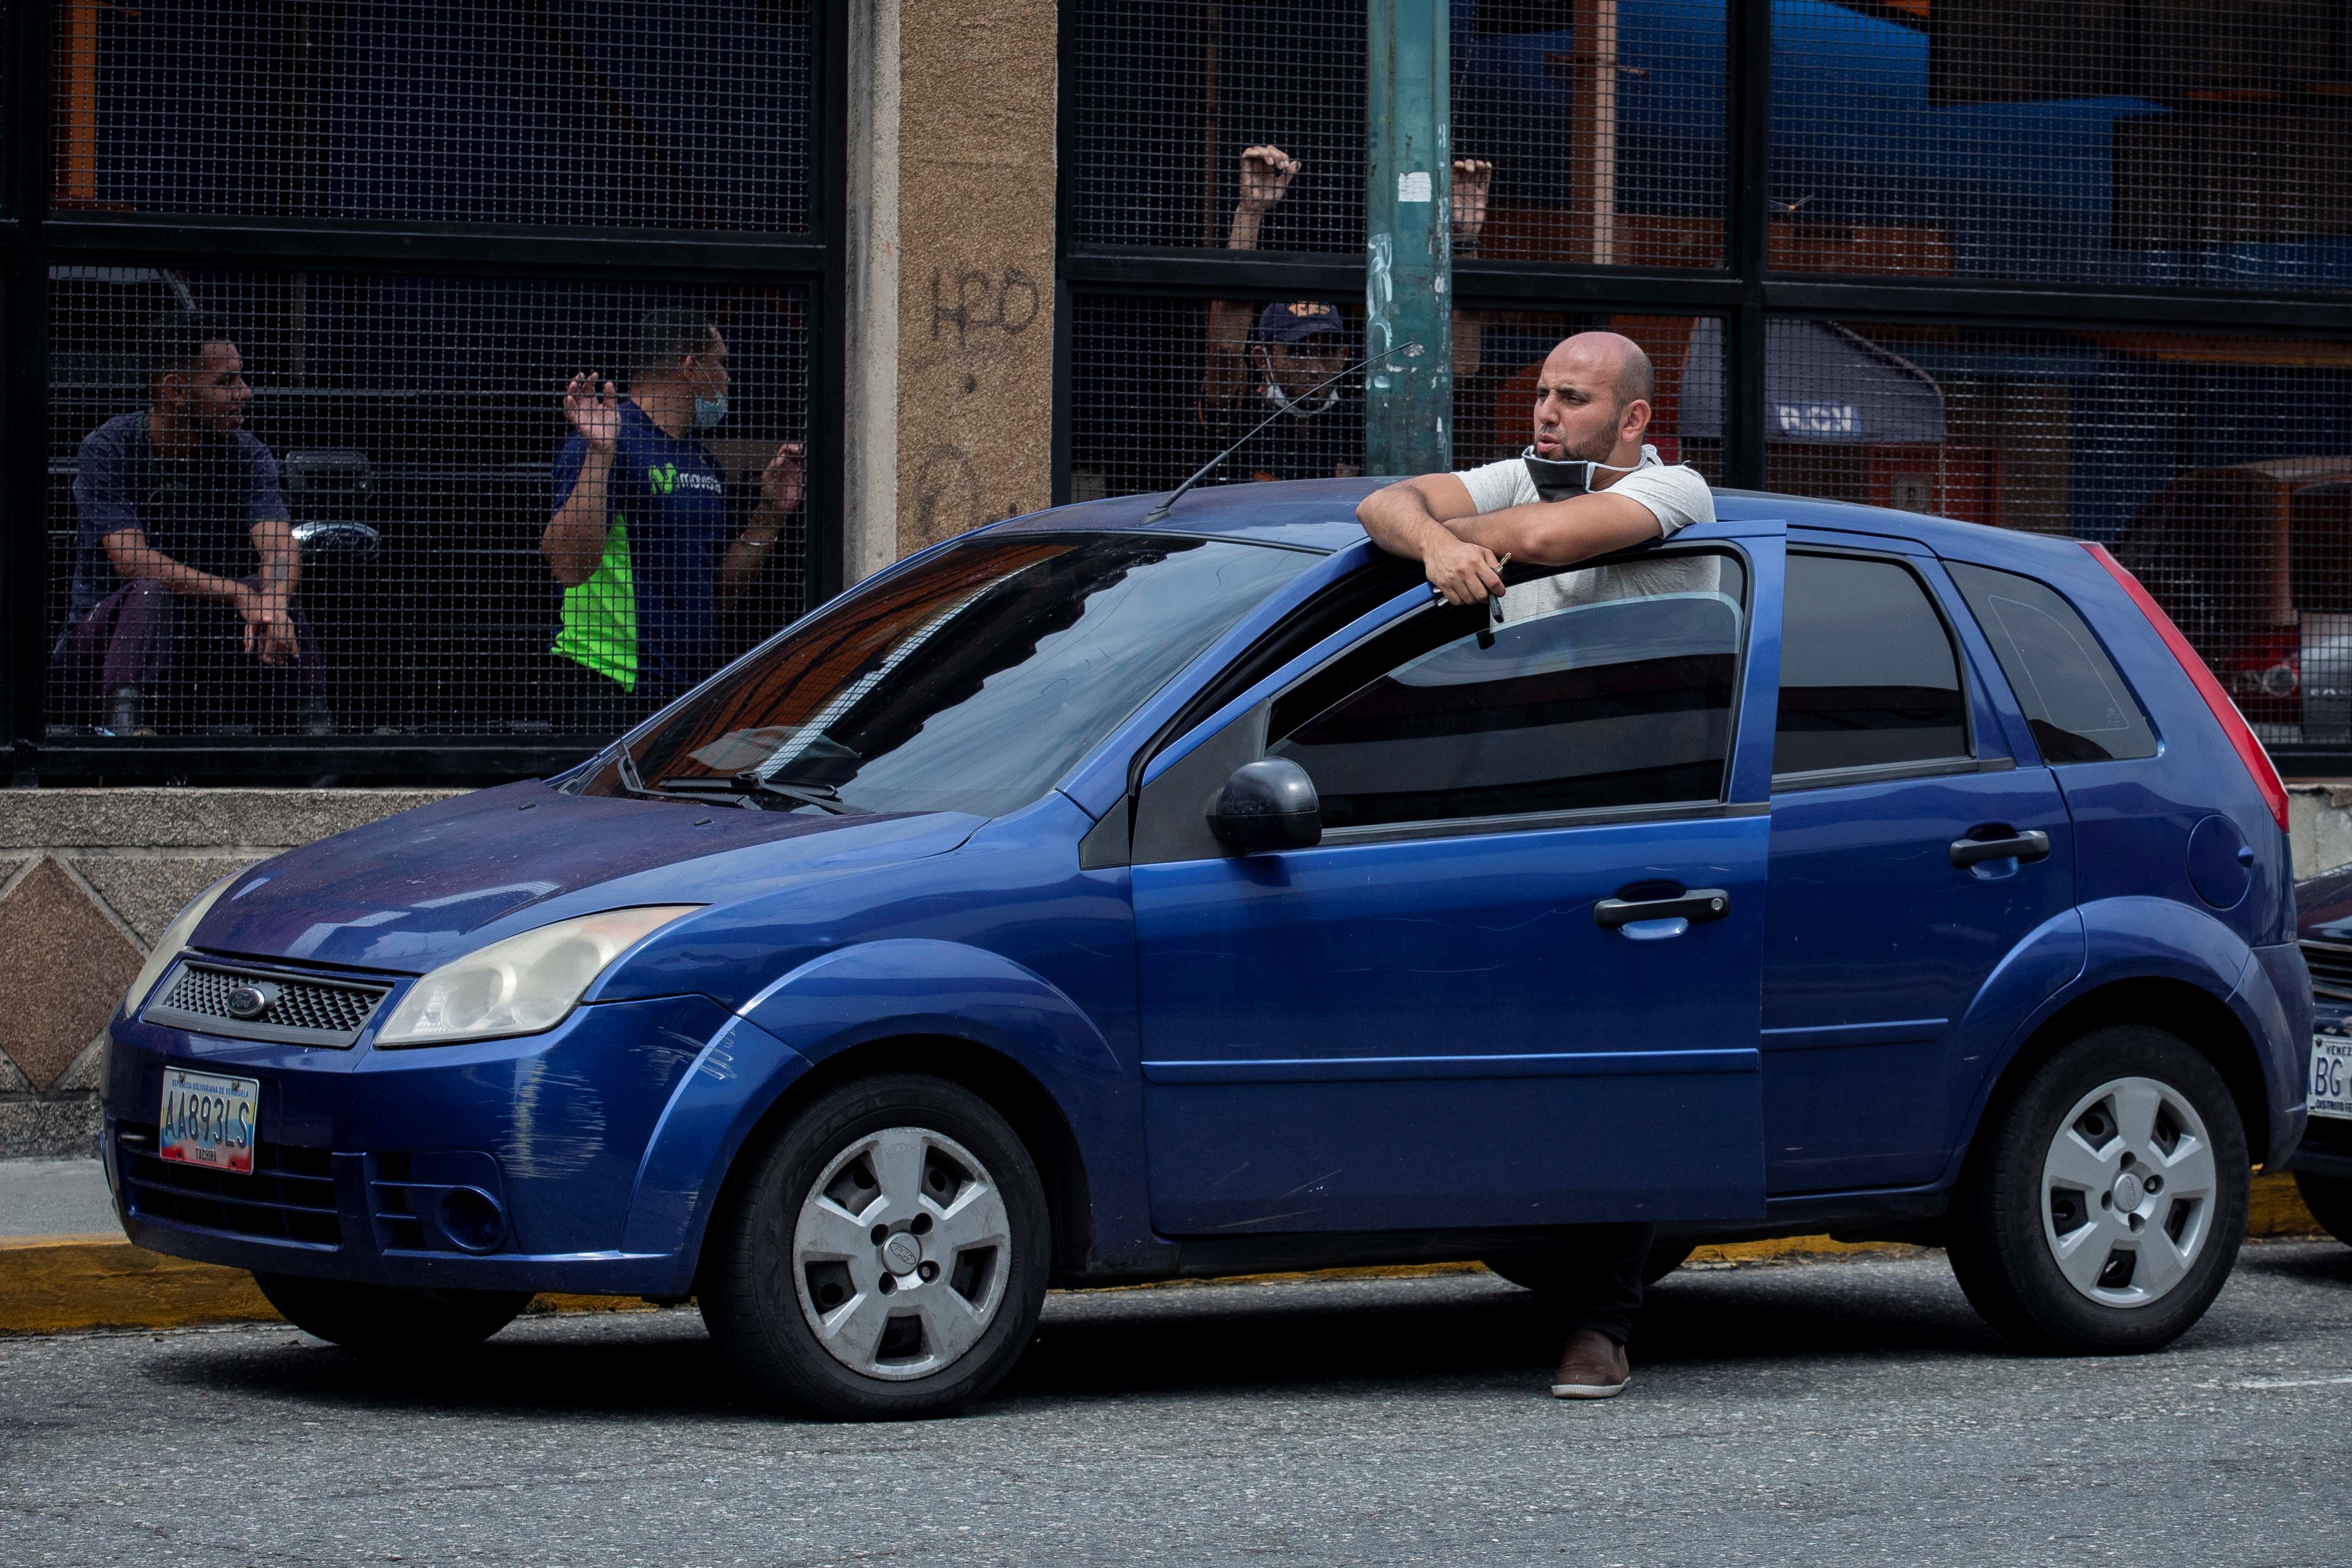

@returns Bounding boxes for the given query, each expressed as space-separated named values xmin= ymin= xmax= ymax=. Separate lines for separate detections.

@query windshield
xmin=578 ymin=533 xmax=1319 ymax=818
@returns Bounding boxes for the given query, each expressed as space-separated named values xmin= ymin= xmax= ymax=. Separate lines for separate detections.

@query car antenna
xmin=1138 ymin=341 xmax=1425 ymax=525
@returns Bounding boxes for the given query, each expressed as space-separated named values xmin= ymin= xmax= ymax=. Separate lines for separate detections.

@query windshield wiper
xmin=656 ymin=774 xmax=864 ymax=817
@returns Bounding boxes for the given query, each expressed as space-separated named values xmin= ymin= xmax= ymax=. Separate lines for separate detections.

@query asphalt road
xmin=6 ymin=1242 xmax=2351 ymax=1568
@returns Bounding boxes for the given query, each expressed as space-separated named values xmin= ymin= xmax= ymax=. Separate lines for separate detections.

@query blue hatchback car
xmin=105 ymin=479 xmax=2312 ymax=1419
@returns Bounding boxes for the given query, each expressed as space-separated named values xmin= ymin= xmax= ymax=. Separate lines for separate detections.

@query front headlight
xmin=374 ymin=905 xmax=701 ymax=1047
xmin=122 ymin=872 xmax=242 ymax=1017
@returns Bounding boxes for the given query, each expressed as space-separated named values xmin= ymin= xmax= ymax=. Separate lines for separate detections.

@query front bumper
xmin=104 ymin=989 xmax=744 ymax=1297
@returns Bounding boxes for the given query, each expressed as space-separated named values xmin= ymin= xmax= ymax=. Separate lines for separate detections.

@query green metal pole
xmin=1365 ymin=0 xmax=1452 ymax=477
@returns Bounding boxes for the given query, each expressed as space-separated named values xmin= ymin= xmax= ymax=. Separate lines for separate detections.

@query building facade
xmin=1 ymin=1 xmax=2350 ymax=1142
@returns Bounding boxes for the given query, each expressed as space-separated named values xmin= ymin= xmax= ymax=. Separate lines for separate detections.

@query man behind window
xmin=58 ymin=311 xmax=327 ymax=735
xmin=1356 ymin=330 xmax=1716 ymax=1401
xmin=1199 ymin=144 xmax=1494 ymax=484
xmin=542 ymin=309 xmax=803 ymax=731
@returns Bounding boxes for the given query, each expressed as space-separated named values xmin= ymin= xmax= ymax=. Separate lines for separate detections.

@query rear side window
xmin=1946 ymin=561 xmax=2158 ymax=764
xmin=1775 ymin=553 xmax=1971 ymax=777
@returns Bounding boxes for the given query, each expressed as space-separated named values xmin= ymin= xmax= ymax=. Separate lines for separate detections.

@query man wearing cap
xmin=1355 ymin=328 xmax=1716 ymax=1403
xmin=1200 ymin=144 xmax=1492 ymax=483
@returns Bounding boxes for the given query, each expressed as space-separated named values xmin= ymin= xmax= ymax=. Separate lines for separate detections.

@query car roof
xmin=990 ymin=475 xmax=2095 ymax=573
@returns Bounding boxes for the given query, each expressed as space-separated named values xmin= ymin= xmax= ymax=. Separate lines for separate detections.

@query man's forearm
xmin=106 ymin=538 xmax=244 ymax=602
xmin=542 ymin=448 xmax=615 ymax=585
xmin=1448 ymin=493 xmax=1661 ymax=567
xmin=1357 ymin=482 xmax=1458 ymax=562
xmin=717 ymin=506 xmax=785 ymax=611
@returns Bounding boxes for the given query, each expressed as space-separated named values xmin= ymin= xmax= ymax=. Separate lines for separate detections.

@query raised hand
xmin=1452 ymin=158 xmax=1494 ymax=244
xmin=1238 ymin=144 xmax=1301 ymax=210
xmin=564 ymin=372 xmax=621 ymax=452
xmin=761 ymin=441 xmax=806 ymax=516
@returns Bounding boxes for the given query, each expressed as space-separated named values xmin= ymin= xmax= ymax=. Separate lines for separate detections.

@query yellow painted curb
xmin=0 ymin=1174 xmax=2329 ymax=1336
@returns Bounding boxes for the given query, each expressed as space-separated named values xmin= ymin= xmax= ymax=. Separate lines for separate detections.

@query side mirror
xmin=1208 ymin=758 xmax=1322 ymax=852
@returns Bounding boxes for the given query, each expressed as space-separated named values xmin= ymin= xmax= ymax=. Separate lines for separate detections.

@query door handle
xmin=1949 ymin=829 xmax=2050 ymax=868
xmin=1594 ymin=888 xmax=1732 ymax=929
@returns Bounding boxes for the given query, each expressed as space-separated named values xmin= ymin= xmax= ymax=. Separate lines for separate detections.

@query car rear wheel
xmin=1947 ymin=1026 xmax=2247 ymax=1354
xmin=701 ymin=1073 xmax=1050 ymax=1421
xmin=252 ymin=1274 xmax=532 ymax=1353
xmin=2294 ymin=1172 xmax=2352 ymax=1246
xmin=1483 ymin=1242 xmax=1695 ymax=1295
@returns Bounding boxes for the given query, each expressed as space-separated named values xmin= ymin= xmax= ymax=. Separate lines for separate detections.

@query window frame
xmin=1132 ymin=541 xmax=1762 ymax=858
xmin=1770 ymin=544 xmax=1988 ymax=794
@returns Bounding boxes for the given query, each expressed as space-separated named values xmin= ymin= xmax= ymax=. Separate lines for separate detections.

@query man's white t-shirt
xmin=1454 ymin=443 xmax=1715 ymax=537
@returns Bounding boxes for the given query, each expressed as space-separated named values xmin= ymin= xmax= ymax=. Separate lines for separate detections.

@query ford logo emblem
xmin=225 ymin=981 xmax=279 ymax=1021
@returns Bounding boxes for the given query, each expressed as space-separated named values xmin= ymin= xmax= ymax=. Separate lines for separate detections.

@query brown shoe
xmin=1550 ymin=1329 xmax=1630 ymax=1400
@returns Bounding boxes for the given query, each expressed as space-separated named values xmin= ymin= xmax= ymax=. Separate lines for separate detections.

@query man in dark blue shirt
xmin=542 ymin=310 xmax=803 ymax=730
xmin=57 ymin=312 xmax=326 ymax=734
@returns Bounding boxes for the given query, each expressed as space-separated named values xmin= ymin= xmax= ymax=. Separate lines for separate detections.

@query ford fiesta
xmin=106 ymin=478 xmax=2311 ymax=1420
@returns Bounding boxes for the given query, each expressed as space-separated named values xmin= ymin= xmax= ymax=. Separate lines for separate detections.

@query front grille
xmin=142 ymin=961 xmax=390 ymax=1048
xmin=115 ymin=1121 xmax=342 ymax=1246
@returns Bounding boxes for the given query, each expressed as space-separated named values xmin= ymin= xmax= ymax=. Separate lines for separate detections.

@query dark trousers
xmin=57 ymin=577 xmax=325 ymax=722
xmin=1557 ymin=1221 xmax=1656 ymax=1345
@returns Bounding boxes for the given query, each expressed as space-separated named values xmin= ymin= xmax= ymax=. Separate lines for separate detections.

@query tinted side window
xmin=1946 ymin=562 xmax=2158 ymax=764
xmin=1775 ymin=554 xmax=1970 ymax=776
xmin=1268 ymin=554 xmax=1747 ymax=830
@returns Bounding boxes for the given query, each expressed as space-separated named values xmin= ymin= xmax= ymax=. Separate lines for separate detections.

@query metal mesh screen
xmin=47 ymin=269 xmax=810 ymax=744
xmin=1067 ymin=295 xmax=1722 ymax=499
xmin=1764 ymin=320 xmax=2352 ymax=748
xmin=48 ymin=0 xmax=810 ymax=231
xmin=1070 ymin=1 xmax=1367 ymax=251
xmin=1455 ymin=0 xmax=1726 ymax=267
xmin=1069 ymin=1 xmax=1725 ymax=265
xmin=1771 ymin=0 xmax=2352 ymax=287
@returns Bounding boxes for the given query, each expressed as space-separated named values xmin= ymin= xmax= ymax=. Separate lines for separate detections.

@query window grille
xmin=1766 ymin=321 xmax=2352 ymax=746
xmin=48 ymin=0 xmax=811 ymax=231
xmin=46 ymin=270 xmax=811 ymax=747
xmin=1771 ymin=0 xmax=2352 ymax=288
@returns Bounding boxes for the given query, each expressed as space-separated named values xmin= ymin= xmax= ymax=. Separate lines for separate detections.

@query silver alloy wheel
xmin=2040 ymin=1074 xmax=2219 ymax=1308
xmin=790 ymin=1125 xmax=1013 ymax=1381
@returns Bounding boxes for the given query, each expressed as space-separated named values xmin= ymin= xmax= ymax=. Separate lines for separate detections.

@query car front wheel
xmin=702 ymin=1073 xmax=1051 ymax=1421
xmin=1947 ymin=1025 xmax=2248 ymax=1354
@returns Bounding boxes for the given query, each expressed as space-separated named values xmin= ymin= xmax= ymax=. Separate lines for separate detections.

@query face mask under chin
xmin=693 ymin=393 xmax=728 ymax=429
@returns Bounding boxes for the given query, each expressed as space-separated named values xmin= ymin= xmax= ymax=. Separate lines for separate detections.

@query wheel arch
xmin=1978 ymin=978 xmax=2271 ymax=1166
xmin=695 ymin=1032 xmax=1097 ymax=1288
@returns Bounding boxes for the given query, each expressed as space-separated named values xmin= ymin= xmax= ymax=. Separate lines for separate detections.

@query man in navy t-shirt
xmin=542 ymin=310 xmax=803 ymax=729
xmin=57 ymin=311 xmax=327 ymax=734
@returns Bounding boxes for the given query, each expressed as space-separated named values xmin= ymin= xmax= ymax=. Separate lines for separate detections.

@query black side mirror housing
xmin=1208 ymin=758 xmax=1322 ymax=852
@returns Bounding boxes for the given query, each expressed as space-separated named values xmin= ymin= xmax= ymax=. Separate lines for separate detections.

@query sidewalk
xmin=0 ymin=1157 xmax=2331 ymax=1336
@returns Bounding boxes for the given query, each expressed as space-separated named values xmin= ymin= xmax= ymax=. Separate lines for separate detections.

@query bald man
xmin=1355 ymin=332 xmax=1717 ymax=1403
xmin=1357 ymin=331 xmax=1714 ymax=605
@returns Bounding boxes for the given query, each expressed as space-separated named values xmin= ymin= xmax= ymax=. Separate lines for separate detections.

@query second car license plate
xmin=159 ymin=1068 xmax=260 ymax=1173
xmin=2313 ymin=1036 xmax=2352 ymax=1122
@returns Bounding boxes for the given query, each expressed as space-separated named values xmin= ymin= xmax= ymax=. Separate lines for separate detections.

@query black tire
xmin=253 ymin=1273 xmax=531 ymax=1353
xmin=701 ymin=1072 xmax=1051 ymax=1421
xmin=2294 ymin=1172 xmax=2352 ymax=1246
xmin=1947 ymin=1025 xmax=2248 ymax=1355
xmin=1484 ymin=1242 xmax=1696 ymax=1295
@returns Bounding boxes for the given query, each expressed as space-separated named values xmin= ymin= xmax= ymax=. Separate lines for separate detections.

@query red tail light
xmin=2084 ymin=542 xmax=2289 ymax=832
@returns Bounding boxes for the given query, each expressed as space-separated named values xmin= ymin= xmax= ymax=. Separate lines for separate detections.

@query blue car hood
xmin=191 ymin=781 xmax=980 ymax=973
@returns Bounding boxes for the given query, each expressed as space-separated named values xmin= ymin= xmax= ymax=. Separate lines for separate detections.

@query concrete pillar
xmin=842 ymin=0 xmax=903 ymax=585
xmin=890 ymin=0 xmax=1058 ymax=561
xmin=1365 ymin=0 xmax=1454 ymax=477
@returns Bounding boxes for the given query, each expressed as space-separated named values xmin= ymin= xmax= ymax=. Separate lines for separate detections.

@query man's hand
xmin=1452 ymin=158 xmax=1494 ymax=247
xmin=564 ymin=373 xmax=621 ymax=452
xmin=1238 ymin=144 xmax=1300 ymax=210
xmin=235 ymin=585 xmax=299 ymax=666
xmin=1425 ymin=533 xmax=1506 ymax=607
xmin=761 ymin=441 xmax=806 ymax=516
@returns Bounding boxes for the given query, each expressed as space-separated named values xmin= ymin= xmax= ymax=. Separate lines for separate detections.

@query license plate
xmin=159 ymin=1068 xmax=260 ymax=1173
xmin=2313 ymin=1036 xmax=2352 ymax=1122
